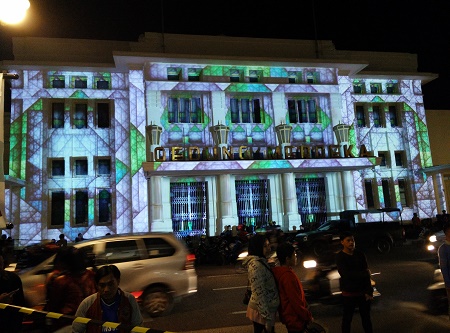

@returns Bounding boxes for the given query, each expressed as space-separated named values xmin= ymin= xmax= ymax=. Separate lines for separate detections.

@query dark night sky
xmin=1 ymin=0 xmax=449 ymax=109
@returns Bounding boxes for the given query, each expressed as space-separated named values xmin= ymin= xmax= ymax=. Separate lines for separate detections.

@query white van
xmin=19 ymin=232 xmax=197 ymax=317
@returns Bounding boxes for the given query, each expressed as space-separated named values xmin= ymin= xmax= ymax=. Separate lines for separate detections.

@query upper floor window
xmin=398 ymin=179 xmax=409 ymax=207
xmin=378 ymin=151 xmax=389 ymax=167
xmin=96 ymin=157 xmax=111 ymax=176
xmin=74 ymin=189 xmax=89 ymax=225
xmin=394 ymin=151 xmax=405 ymax=167
xmin=353 ymin=82 xmax=364 ymax=94
xmin=287 ymin=99 xmax=318 ymax=123
xmin=74 ymin=103 xmax=87 ymax=129
xmin=95 ymin=76 xmax=110 ymax=89
xmin=372 ymin=106 xmax=384 ymax=127
xmin=98 ymin=189 xmax=112 ymax=224
xmin=96 ymin=102 xmax=110 ymax=128
xmin=73 ymin=157 xmax=88 ymax=176
xmin=288 ymin=71 xmax=301 ymax=84
xmin=230 ymin=97 xmax=262 ymax=123
xmin=306 ymin=72 xmax=318 ymax=84
xmin=370 ymin=83 xmax=381 ymax=94
xmin=364 ymin=179 xmax=376 ymax=208
xmin=73 ymin=76 xmax=87 ymax=89
xmin=382 ymin=178 xmax=393 ymax=208
xmin=230 ymin=69 xmax=242 ymax=82
xmin=50 ymin=190 xmax=65 ymax=226
xmin=167 ymin=67 xmax=180 ymax=81
xmin=51 ymin=76 xmax=65 ymax=88
xmin=248 ymin=70 xmax=261 ymax=83
xmin=355 ymin=105 xmax=367 ymax=127
xmin=168 ymin=97 xmax=203 ymax=123
xmin=51 ymin=158 xmax=65 ymax=177
xmin=386 ymin=82 xmax=398 ymax=94
xmin=52 ymin=102 xmax=65 ymax=129
xmin=389 ymin=105 xmax=400 ymax=127
xmin=188 ymin=68 xmax=201 ymax=81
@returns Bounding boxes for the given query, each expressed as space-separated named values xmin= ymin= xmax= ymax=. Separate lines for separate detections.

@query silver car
xmin=18 ymin=232 xmax=197 ymax=317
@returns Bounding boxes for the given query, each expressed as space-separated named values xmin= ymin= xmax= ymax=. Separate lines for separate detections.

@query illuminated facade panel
xmin=1 ymin=33 xmax=439 ymax=245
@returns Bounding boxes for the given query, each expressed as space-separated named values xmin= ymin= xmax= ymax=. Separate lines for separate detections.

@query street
xmin=144 ymin=242 xmax=450 ymax=333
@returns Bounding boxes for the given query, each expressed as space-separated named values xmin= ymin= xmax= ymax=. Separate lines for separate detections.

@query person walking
xmin=44 ymin=246 xmax=96 ymax=332
xmin=243 ymin=233 xmax=279 ymax=333
xmin=72 ymin=265 xmax=143 ymax=333
xmin=272 ymin=242 xmax=312 ymax=333
xmin=438 ymin=223 xmax=450 ymax=319
xmin=335 ymin=231 xmax=373 ymax=333
xmin=0 ymin=252 xmax=26 ymax=333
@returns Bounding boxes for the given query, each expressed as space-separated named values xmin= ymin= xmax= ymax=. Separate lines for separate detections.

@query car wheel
xmin=375 ymin=238 xmax=392 ymax=254
xmin=313 ymin=241 xmax=328 ymax=257
xmin=141 ymin=287 xmax=174 ymax=317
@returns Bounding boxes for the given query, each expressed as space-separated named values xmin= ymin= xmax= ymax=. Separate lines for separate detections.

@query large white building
xmin=0 ymin=32 xmax=442 ymax=245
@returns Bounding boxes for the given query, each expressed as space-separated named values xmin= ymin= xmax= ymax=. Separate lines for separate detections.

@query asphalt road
xmin=143 ymin=242 xmax=450 ymax=333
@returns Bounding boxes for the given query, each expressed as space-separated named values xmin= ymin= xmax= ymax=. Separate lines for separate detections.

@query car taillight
xmin=184 ymin=253 xmax=196 ymax=270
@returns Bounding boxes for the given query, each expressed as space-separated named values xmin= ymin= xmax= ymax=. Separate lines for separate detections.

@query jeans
xmin=446 ymin=287 xmax=450 ymax=320
xmin=341 ymin=295 xmax=373 ymax=333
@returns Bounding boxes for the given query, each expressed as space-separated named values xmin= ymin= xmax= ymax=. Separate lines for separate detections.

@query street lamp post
xmin=0 ymin=73 xmax=19 ymax=228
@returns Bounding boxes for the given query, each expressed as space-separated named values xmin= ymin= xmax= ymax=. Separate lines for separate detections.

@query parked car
xmin=18 ymin=232 xmax=197 ymax=317
xmin=295 ymin=208 xmax=405 ymax=256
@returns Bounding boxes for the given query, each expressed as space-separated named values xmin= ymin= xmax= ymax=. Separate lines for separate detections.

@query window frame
xmin=167 ymin=67 xmax=181 ymax=81
xmin=355 ymin=105 xmax=367 ymax=128
xmin=287 ymin=97 xmax=319 ymax=124
xmin=394 ymin=151 xmax=405 ymax=167
xmin=73 ymin=102 xmax=88 ymax=129
xmin=370 ymin=83 xmax=382 ymax=94
xmin=378 ymin=151 xmax=389 ymax=167
xmin=167 ymin=96 xmax=204 ymax=124
xmin=372 ymin=105 xmax=384 ymax=128
xmin=97 ymin=188 xmax=112 ymax=225
xmin=388 ymin=105 xmax=401 ymax=127
xmin=364 ymin=179 xmax=376 ymax=208
xmin=72 ymin=76 xmax=88 ymax=89
xmin=72 ymin=157 xmax=88 ymax=177
xmin=230 ymin=96 xmax=263 ymax=124
xmin=94 ymin=76 xmax=110 ymax=89
xmin=398 ymin=178 xmax=410 ymax=207
xmin=50 ymin=75 xmax=65 ymax=88
xmin=95 ymin=156 xmax=111 ymax=176
xmin=96 ymin=102 xmax=110 ymax=128
xmin=50 ymin=158 xmax=65 ymax=178
xmin=381 ymin=178 xmax=393 ymax=208
xmin=50 ymin=190 xmax=65 ymax=227
xmin=73 ymin=189 xmax=89 ymax=226
xmin=51 ymin=101 xmax=65 ymax=129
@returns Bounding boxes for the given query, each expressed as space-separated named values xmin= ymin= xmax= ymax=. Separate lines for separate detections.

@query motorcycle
xmin=235 ymin=241 xmax=380 ymax=306
xmin=301 ymin=256 xmax=381 ymax=305
xmin=426 ymin=267 xmax=448 ymax=315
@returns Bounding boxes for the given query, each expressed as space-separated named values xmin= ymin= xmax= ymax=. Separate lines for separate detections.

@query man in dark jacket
xmin=336 ymin=231 xmax=373 ymax=333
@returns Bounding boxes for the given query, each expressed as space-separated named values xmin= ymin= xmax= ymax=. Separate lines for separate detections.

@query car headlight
xmin=303 ymin=259 xmax=317 ymax=269
xmin=429 ymin=235 xmax=437 ymax=243
xmin=427 ymin=244 xmax=436 ymax=252
xmin=303 ymin=235 xmax=308 ymax=242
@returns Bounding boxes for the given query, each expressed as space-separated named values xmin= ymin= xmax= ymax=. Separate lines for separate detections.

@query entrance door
xmin=235 ymin=179 xmax=271 ymax=229
xmin=295 ymin=177 xmax=327 ymax=229
xmin=170 ymin=181 xmax=208 ymax=237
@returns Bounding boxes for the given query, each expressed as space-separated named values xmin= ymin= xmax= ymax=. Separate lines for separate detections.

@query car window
xmin=95 ymin=240 xmax=141 ymax=265
xmin=143 ymin=237 xmax=176 ymax=258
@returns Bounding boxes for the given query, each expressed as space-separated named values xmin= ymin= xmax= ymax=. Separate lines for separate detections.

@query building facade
xmin=0 ymin=33 xmax=439 ymax=245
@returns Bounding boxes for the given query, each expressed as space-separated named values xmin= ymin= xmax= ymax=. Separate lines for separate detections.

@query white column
xmin=341 ymin=170 xmax=356 ymax=211
xmin=218 ymin=174 xmax=237 ymax=227
xmin=148 ymin=176 xmax=171 ymax=232
xmin=282 ymin=173 xmax=301 ymax=229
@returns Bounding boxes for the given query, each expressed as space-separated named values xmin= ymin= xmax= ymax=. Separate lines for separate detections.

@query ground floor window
xmin=170 ymin=182 xmax=208 ymax=237
xmin=295 ymin=177 xmax=327 ymax=229
xmin=235 ymin=179 xmax=271 ymax=229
